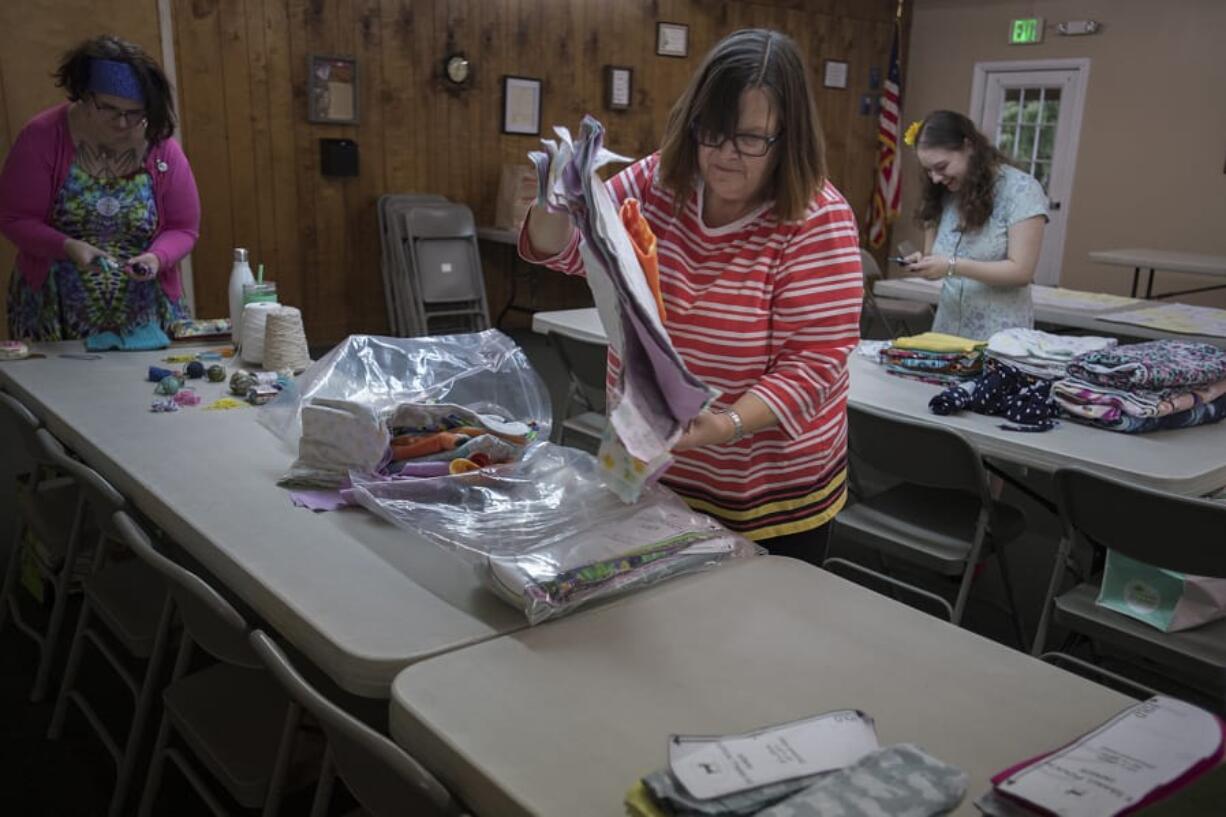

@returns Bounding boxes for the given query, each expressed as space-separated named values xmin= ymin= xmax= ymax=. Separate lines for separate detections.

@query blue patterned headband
xmin=87 ymin=58 xmax=145 ymax=104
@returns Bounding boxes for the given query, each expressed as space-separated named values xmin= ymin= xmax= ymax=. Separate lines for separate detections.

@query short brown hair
xmin=658 ymin=29 xmax=827 ymax=223
xmin=55 ymin=34 xmax=177 ymax=143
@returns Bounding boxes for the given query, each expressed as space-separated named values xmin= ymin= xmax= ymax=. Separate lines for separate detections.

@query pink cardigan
xmin=0 ymin=103 xmax=200 ymax=301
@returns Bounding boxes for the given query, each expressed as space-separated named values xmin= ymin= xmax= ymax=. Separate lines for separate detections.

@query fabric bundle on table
xmin=530 ymin=116 xmax=717 ymax=501
xmin=985 ymin=327 xmax=1116 ymax=380
xmin=626 ymin=744 xmax=967 ymax=817
xmin=929 ymin=357 xmax=1059 ymax=431
xmin=1054 ymin=340 xmax=1226 ymax=433
xmin=880 ymin=332 xmax=985 ymax=386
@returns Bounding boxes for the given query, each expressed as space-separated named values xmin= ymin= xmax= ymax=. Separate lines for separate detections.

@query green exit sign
xmin=1010 ymin=17 xmax=1044 ymax=44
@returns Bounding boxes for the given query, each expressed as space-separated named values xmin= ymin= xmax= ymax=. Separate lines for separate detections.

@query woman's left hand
xmin=673 ymin=410 xmax=735 ymax=451
xmin=906 ymin=255 xmax=951 ymax=280
xmin=123 ymin=253 xmax=160 ymax=281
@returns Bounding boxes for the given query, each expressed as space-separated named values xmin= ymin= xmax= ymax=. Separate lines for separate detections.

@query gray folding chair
xmin=1034 ymin=468 xmax=1226 ymax=707
xmin=378 ymin=193 xmax=448 ymax=335
xmin=249 ymin=630 xmax=469 ymax=817
xmin=859 ymin=249 xmax=931 ymax=339
xmin=546 ymin=331 xmax=608 ymax=449
xmin=41 ymin=430 xmax=169 ymax=817
xmin=403 ymin=203 xmax=491 ymax=335
xmin=826 ymin=405 xmax=1028 ymax=646
xmin=120 ymin=509 xmax=319 ymax=817
xmin=0 ymin=392 xmax=87 ymax=702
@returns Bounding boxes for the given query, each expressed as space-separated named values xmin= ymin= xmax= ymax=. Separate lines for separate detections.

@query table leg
xmin=1130 ymin=268 xmax=1140 ymax=298
xmin=495 ymin=249 xmax=520 ymax=329
xmin=1145 ymin=268 xmax=1155 ymax=299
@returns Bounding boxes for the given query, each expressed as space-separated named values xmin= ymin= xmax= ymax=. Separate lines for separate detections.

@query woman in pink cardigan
xmin=0 ymin=34 xmax=200 ymax=341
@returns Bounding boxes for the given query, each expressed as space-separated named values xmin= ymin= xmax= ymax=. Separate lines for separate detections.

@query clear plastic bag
xmin=260 ymin=331 xmax=552 ymax=487
xmin=348 ymin=442 xmax=760 ymax=624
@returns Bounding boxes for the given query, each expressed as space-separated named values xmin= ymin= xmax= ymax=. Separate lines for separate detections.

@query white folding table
xmin=389 ymin=556 xmax=1133 ymax=817
xmin=0 ymin=345 xmax=528 ymax=697
xmin=1089 ymin=248 xmax=1226 ymax=300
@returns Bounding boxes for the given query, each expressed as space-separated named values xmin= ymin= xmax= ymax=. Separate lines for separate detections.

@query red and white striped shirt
xmin=523 ymin=154 xmax=863 ymax=540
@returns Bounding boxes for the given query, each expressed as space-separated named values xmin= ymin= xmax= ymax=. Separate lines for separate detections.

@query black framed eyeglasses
xmin=690 ymin=121 xmax=780 ymax=157
xmin=90 ymin=95 xmax=147 ymax=127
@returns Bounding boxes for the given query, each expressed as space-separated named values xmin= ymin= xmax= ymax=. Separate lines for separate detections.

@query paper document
xmin=996 ymin=696 xmax=1222 ymax=817
xmin=669 ymin=709 xmax=878 ymax=801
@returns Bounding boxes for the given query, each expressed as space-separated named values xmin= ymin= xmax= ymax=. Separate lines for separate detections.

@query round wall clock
xmin=445 ymin=54 xmax=470 ymax=85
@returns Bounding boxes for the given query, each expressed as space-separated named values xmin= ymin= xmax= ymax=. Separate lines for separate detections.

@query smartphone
xmin=887 ymin=255 xmax=912 ymax=266
xmin=890 ymin=240 xmax=919 ymax=267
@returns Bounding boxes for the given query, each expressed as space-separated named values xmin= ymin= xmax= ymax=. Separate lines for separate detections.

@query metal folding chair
xmin=249 ymin=630 xmax=469 ymax=817
xmin=403 ymin=203 xmax=491 ymax=335
xmin=0 ymin=392 xmax=87 ymax=702
xmin=121 ymin=508 xmax=319 ymax=817
xmin=1034 ymin=468 xmax=1226 ymax=707
xmin=859 ymin=249 xmax=931 ymax=339
xmin=41 ymin=430 xmax=169 ymax=817
xmin=546 ymin=331 xmax=608 ymax=449
xmin=378 ymin=193 xmax=448 ymax=335
xmin=826 ymin=404 xmax=1029 ymax=647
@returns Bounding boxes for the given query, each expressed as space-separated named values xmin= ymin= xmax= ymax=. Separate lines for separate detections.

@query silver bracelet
xmin=720 ymin=408 xmax=745 ymax=442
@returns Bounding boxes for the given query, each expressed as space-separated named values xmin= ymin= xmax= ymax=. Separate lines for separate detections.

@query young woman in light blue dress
xmin=901 ymin=110 xmax=1048 ymax=340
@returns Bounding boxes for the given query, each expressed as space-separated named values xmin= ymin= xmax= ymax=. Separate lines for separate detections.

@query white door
xmin=970 ymin=60 xmax=1090 ymax=286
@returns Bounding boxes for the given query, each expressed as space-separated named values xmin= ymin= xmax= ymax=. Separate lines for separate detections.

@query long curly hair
xmin=914 ymin=110 xmax=1009 ymax=232
xmin=55 ymin=34 xmax=176 ymax=142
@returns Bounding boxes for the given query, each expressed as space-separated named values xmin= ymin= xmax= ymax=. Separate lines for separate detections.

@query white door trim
xmin=969 ymin=58 xmax=1090 ymax=286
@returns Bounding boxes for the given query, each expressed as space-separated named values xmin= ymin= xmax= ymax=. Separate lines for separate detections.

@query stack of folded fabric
xmin=985 ymin=328 xmax=1116 ymax=380
xmin=1053 ymin=340 xmax=1226 ymax=433
xmin=627 ymin=744 xmax=968 ymax=817
xmin=880 ymin=332 xmax=985 ymax=386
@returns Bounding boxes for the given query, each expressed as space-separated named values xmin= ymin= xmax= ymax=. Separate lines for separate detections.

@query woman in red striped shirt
xmin=520 ymin=29 xmax=862 ymax=564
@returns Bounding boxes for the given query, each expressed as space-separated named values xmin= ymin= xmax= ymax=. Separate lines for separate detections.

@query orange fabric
xmin=619 ymin=198 xmax=667 ymax=323
xmin=390 ymin=432 xmax=465 ymax=460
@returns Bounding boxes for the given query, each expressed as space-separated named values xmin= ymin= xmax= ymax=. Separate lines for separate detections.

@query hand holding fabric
xmin=63 ymin=237 xmax=112 ymax=270
xmin=123 ymin=252 xmax=160 ymax=281
xmin=673 ymin=409 xmax=734 ymax=451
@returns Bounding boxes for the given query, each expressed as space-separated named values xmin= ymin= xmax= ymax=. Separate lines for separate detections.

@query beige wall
xmin=897 ymin=0 xmax=1226 ymax=305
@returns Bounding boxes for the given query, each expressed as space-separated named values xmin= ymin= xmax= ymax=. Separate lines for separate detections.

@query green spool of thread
xmin=206 ymin=364 xmax=226 ymax=382
xmin=229 ymin=371 xmax=257 ymax=396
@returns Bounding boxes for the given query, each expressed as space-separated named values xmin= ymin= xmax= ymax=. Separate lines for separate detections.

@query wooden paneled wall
xmin=1 ymin=0 xmax=905 ymax=343
xmin=174 ymin=0 xmax=906 ymax=343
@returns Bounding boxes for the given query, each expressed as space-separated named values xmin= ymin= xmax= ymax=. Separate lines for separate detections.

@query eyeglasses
xmin=90 ymin=95 xmax=146 ymax=127
xmin=691 ymin=122 xmax=780 ymax=157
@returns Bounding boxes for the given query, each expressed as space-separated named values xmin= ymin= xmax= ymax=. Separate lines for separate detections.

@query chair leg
xmin=951 ymin=513 xmax=990 ymax=625
xmin=47 ymin=596 xmax=95 ymax=739
xmin=30 ymin=493 xmax=88 ymax=702
xmin=309 ymin=745 xmax=336 ymax=817
xmin=995 ymin=542 xmax=1029 ymax=651
xmin=137 ymin=632 xmax=192 ymax=817
xmin=1032 ymin=534 xmax=1074 ymax=657
xmin=108 ymin=592 xmax=175 ymax=817
xmin=136 ymin=708 xmax=175 ymax=817
xmin=261 ymin=700 xmax=304 ymax=817
xmin=0 ymin=514 xmax=25 ymax=634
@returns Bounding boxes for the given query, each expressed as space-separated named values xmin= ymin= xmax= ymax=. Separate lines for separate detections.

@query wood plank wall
xmin=0 ymin=0 xmax=907 ymax=343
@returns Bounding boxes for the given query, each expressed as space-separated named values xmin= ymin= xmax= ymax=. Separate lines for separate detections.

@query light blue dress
xmin=930 ymin=164 xmax=1048 ymax=340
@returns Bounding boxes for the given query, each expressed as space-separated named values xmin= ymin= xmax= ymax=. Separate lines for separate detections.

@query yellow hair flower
xmin=903 ymin=120 xmax=922 ymax=148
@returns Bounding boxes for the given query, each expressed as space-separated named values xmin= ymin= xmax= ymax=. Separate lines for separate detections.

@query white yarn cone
xmin=240 ymin=302 xmax=280 ymax=365
xmin=262 ymin=306 xmax=311 ymax=373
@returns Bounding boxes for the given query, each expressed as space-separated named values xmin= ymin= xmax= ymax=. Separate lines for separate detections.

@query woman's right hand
xmin=63 ymin=238 xmax=112 ymax=270
xmin=902 ymin=251 xmax=923 ymax=266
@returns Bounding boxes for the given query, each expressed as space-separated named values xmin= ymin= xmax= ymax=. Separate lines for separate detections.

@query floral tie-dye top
xmin=49 ymin=162 xmax=159 ymax=334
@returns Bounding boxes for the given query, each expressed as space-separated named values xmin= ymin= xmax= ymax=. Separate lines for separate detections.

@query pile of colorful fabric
xmin=1053 ymin=340 xmax=1226 ymax=433
xmin=985 ymin=328 xmax=1116 ymax=380
xmin=880 ymin=332 xmax=985 ymax=385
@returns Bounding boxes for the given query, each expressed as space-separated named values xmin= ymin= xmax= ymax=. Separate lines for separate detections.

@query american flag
xmin=867 ymin=24 xmax=902 ymax=248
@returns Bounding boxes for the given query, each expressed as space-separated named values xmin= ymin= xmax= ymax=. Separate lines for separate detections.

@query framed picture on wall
xmin=502 ymin=75 xmax=542 ymax=135
xmin=656 ymin=22 xmax=689 ymax=57
xmin=605 ymin=66 xmax=633 ymax=110
xmin=308 ymin=54 xmax=359 ymax=124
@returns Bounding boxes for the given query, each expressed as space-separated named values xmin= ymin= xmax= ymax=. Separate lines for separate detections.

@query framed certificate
xmin=502 ymin=75 xmax=542 ymax=135
xmin=308 ymin=54 xmax=359 ymax=124
xmin=656 ymin=22 xmax=689 ymax=58
xmin=605 ymin=66 xmax=633 ymax=110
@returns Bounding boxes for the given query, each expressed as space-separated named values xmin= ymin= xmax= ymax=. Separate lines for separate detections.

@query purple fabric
xmin=290 ymin=489 xmax=350 ymax=512
xmin=87 ymin=59 xmax=145 ymax=103
xmin=0 ymin=104 xmax=200 ymax=300
xmin=388 ymin=461 xmax=452 ymax=477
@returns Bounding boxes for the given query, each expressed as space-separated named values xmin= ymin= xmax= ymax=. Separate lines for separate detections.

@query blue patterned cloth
xmin=931 ymin=165 xmax=1049 ymax=340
